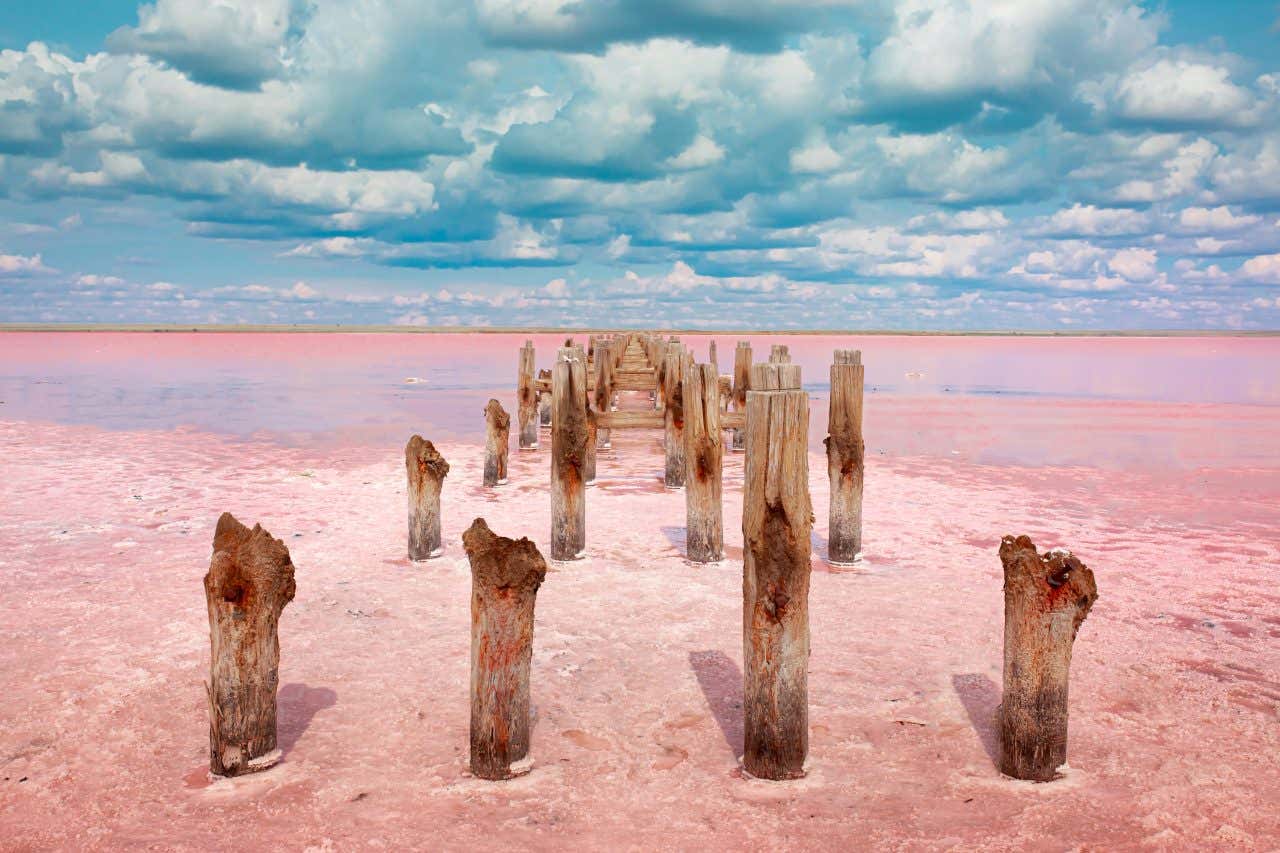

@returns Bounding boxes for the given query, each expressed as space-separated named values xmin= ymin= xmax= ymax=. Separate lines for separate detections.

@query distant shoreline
xmin=0 ymin=323 xmax=1275 ymax=337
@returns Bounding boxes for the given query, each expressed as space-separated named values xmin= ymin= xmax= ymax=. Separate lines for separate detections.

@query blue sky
xmin=1 ymin=0 xmax=1279 ymax=329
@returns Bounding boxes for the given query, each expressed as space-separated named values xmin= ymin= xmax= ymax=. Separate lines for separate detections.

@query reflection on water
xmin=1 ymin=332 xmax=1277 ymax=470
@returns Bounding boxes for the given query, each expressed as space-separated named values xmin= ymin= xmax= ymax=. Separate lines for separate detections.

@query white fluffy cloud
xmin=1109 ymin=59 xmax=1259 ymax=127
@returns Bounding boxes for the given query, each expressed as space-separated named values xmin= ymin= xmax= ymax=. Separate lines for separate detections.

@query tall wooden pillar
xmin=731 ymin=341 xmax=752 ymax=451
xmin=517 ymin=341 xmax=538 ymax=450
xmin=683 ymin=363 xmax=723 ymax=562
xmin=825 ymin=349 xmax=864 ymax=565
xmin=742 ymin=362 xmax=812 ymax=780
xmin=551 ymin=349 xmax=587 ymax=560
xmin=663 ymin=346 xmax=689 ymax=488
xmin=594 ymin=340 xmax=613 ymax=449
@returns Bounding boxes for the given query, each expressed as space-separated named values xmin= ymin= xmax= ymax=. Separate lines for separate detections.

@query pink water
xmin=2 ymin=332 xmax=1278 ymax=849
xmin=2 ymin=332 xmax=1277 ymax=469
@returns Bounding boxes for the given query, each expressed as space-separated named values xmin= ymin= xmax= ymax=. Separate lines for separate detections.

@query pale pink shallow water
xmin=1 ymin=333 xmax=1279 ymax=850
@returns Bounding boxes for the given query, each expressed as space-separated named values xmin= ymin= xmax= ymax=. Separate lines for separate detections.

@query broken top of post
xmin=750 ymin=362 xmax=802 ymax=391
xmin=835 ymin=348 xmax=861 ymax=365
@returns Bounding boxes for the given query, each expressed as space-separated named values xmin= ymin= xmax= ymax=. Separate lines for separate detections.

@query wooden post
xmin=769 ymin=344 xmax=790 ymax=363
xmin=999 ymin=535 xmax=1097 ymax=781
xmin=825 ymin=349 xmax=864 ymax=565
xmin=464 ymin=518 xmax=548 ymax=780
xmin=484 ymin=399 xmax=510 ymax=487
xmin=663 ymin=346 xmax=689 ymax=488
xmin=683 ymin=363 xmax=722 ymax=562
xmin=518 ymin=341 xmax=538 ymax=450
xmin=708 ymin=339 xmax=718 ymax=371
xmin=595 ymin=340 xmax=613 ymax=449
xmin=551 ymin=349 xmax=587 ymax=560
xmin=731 ymin=342 xmax=752 ymax=451
xmin=205 ymin=512 xmax=296 ymax=777
xmin=538 ymin=369 xmax=552 ymax=428
xmin=406 ymin=435 xmax=449 ymax=560
xmin=585 ymin=409 xmax=597 ymax=486
xmin=742 ymin=362 xmax=812 ymax=780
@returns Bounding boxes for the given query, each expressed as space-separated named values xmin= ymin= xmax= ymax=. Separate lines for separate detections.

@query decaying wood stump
xmin=742 ymin=362 xmax=812 ymax=780
xmin=205 ymin=512 xmax=297 ymax=777
xmin=732 ymin=341 xmax=752 ymax=451
xmin=484 ymin=399 xmax=510 ymax=487
xmin=464 ymin=518 xmax=548 ymax=780
xmin=825 ymin=349 xmax=864 ymax=565
xmin=709 ymin=339 xmax=718 ymax=370
xmin=518 ymin=342 xmax=538 ymax=450
xmin=663 ymin=347 xmax=689 ymax=488
xmin=683 ymin=363 xmax=723 ymax=562
xmin=406 ymin=435 xmax=450 ymax=560
xmin=769 ymin=344 xmax=790 ymax=363
xmin=538 ymin=369 xmax=552 ymax=427
xmin=999 ymin=535 xmax=1098 ymax=781
xmin=551 ymin=350 xmax=587 ymax=560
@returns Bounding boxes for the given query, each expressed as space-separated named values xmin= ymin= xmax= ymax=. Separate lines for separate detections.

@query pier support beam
xmin=594 ymin=340 xmax=613 ymax=449
xmin=731 ymin=342 xmax=751 ymax=451
xmin=518 ymin=341 xmax=538 ymax=450
xmin=825 ymin=349 xmax=864 ymax=565
xmin=683 ymin=362 xmax=723 ymax=562
xmin=742 ymin=362 xmax=812 ymax=780
xmin=551 ymin=349 xmax=587 ymax=560
xmin=538 ymin=369 xmax=552 ymax=428
xmin=663 ymin=346 xmax=689 ymax=488
xmin=484 ymin=399 xmax=510 ymax=487
xmin=204 ymin=513 xmax=297 ymax=777
xmin=999 ymin=535 xmax=1098 ymax=781
xmin=406 ymin=435 xmax=449 ymax=560
xmin=464 ymin=518 xmax=548 ymax=780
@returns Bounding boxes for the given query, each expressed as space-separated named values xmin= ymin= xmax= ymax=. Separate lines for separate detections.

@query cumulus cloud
xmin=1108 ymin=59 xmax=1260 ymax=128
xmin=0 ymin=0 xmax=1277 ymax=329
xmin=106 ymin=0 xmax=306 ymax=90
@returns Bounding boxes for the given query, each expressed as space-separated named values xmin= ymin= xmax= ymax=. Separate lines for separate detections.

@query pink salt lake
xmin=1 ymin=332 xmax=1278 ymax=849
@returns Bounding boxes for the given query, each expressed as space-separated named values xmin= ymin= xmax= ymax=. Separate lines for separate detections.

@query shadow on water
xmin=277 ymin=683 xmax=338 ymax=756
xmin=952 ymin=672 xmax=1001 ymax=767
xmin=689 ymin=650 xmax=744 ymax=760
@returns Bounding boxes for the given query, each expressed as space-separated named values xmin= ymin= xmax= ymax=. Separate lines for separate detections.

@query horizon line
xmin=0 ymin=323 xmax=1276 ymax=337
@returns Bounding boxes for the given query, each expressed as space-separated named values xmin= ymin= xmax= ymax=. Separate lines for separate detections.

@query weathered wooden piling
xmin=463 ymin=518 xmax=548 ymax=780
xmin=518 ymin=341 xmax=538 ymax=450
xmin=204 ymin=512 xmax=296 ymax=777
xmin=742 ymin=361 xmax=812 ymax=780
xmin=769 ymin=343 xmax=791 ymax=363
xmin=484 ymin=399 xmax=510 ymax=487
xmin=538 ymin=369 xmax=552 ymax=427
xmin=551 ymin=349 xmax=587 ymax=560
xmin=663 ymin=346 xmax=689 ymax=488
xmin=594 ymin=339 xmax=613 ymax=449
xmin=683 ymin=362 xmax=723 ymax=562
xmin=825 ymin=349 xmax=864 ymax=565
xmin=585 ymin=409 xmax=598 ymax=485
xmin=709 ymin=339 xmax=718 ymax=371
xmin=999 ymin=535 xmax=1098 ymax=781
xmin=406 ymin=435 xmax=450 ymax=560
xmin=731 ymin=342 xmax=752 ymax=451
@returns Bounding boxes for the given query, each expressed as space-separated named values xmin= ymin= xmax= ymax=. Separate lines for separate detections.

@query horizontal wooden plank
xmin=596 ymin=411 xmax=664 ymax=430
xmin=721 ymin=411 xmax=745 ymax=430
